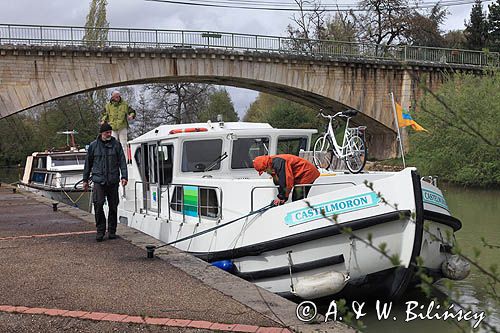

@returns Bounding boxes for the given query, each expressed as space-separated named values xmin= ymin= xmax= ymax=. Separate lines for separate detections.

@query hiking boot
xmin=96 ymin=234 xmax=104 ymax=242
xmin=108 ymin=233 xmax=117 ymax=240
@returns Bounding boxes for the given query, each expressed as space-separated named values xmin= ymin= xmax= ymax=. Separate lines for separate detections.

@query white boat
xmin=18 ymin=131 xmax=90 ymax=211
xmin=117 ymin=120 xmax=467 ymax=300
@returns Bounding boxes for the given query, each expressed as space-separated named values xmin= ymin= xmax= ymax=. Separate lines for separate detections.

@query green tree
xmin=488 ymin=0 xmax=500 ymax=51
xmin=443 ymin=30 xmax=467 ymax=49
xmin=409 ymin=71 xmax=500 ymax=187
xmin=464 ymin=0 xmax=488 ymax=50
xmin=198 ymin=88 xmax=239 ymax=122
xmin=0 ymin=114 xmax=38 ymax=166
xmin=83 ymin=0 xmax=109 ymax=47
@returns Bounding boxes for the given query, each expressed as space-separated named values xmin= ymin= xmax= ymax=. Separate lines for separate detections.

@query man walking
xmin=83 ymin=123 xmax=128 ymax=242
xmin=253 ymin=154 xmax=320 ymax=206
xmin=101 ymin=90 xmax=135 ymax=159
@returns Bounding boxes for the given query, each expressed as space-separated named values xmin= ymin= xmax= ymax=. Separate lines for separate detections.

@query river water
xmin=359 ymin=183 xmax=500 ymax=333
xmin=1 ymin=167 xmax=498 ymax=332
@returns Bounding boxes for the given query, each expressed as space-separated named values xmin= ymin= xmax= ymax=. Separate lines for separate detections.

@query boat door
xmin=142 ymin=142 xmax=175 ymax=213
xmin=147 ymin=143 xmax=161 ymax=212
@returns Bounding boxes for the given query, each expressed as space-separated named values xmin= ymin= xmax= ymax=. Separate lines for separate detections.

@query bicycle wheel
xmin=344 ymin=135 xmax=367 ymax=173
xmin=313 ymin=136 xmax=334 ymax=169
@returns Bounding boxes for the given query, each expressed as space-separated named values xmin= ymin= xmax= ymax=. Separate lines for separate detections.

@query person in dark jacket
xmin=253 ymin=154 xmax=320 ymax=206
xmin=82 ymin=123 xmax=128 ymax=242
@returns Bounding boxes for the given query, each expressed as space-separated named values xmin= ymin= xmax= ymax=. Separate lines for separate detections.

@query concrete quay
xmin=0 ymin=184 xmax=353 ymax=333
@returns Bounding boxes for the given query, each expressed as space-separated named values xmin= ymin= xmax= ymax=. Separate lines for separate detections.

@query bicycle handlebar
xmin=318 ymin=111 xmax=347 ymax=119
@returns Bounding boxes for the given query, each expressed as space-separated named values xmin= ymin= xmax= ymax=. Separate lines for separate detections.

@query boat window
xmin=148 ymin=144 xmax=158 ymax=184
xmin=31 ymin=171 xmax=46 ymax=183
xmin=159 ymin=145 xmax=174 ymax=185
xmin=170 ymin=185 xmax=219 ymax=218
xmin=231 ymin=137 xmax=269 ymax=169
xmin=134 ymin=146 xmax=150 ymax=183
xmin=182 ymin=139 xmax=223 ymax=172
xmin=277 ymin=137 xmax=308 ymax=156
xmin=51 ymin=155 xmax=85 ymax=167
xmin=34 ymin=157 xmax=47 ymax=169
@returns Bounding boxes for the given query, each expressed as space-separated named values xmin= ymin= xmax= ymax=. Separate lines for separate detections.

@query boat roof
xmin=129 ymin=122 xmax=317 ymax=144
xmin=32 ymin=149 xmax=87 ymax=157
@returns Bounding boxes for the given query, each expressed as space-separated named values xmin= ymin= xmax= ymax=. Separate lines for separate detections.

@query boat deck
xmin=0 ymin=184 xmax=352 ymax=333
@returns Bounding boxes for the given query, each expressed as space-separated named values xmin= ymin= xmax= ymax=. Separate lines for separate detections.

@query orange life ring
xmin=169 ymin=127 xmax=208 ymax=135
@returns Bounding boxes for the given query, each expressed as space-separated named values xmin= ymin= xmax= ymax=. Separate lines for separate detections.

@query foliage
xmin=464 ymin=0 xmax=488 ymax=50
xmin=443 ymin=30 xmax=467 ymax=49
xmin=83 ymin=0 xmax=109 ymax=47
xmin=0 ymin=114 xmax=38 ymax=166
xmin=0 ymin=92 xmax=105 ymax=166
xmin=403 ymin=4 xmax=447 ymax=47
xmin=409 ymin=72 xmax=500 ymax=187
xmin=488 ymin=0 xmax=500 ymax=51
xmin=244 ymin=93 xmax=322 ymax=130
xmin=198 ymin=88 xmax=239 ymax=122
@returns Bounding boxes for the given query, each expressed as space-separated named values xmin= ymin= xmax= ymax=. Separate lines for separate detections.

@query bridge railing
xmin=0 ymin=24 xmax=498 ymax=68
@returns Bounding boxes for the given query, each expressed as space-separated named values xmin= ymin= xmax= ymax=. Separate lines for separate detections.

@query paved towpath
xmin=0 ymin=183 xmax=353 ymax=333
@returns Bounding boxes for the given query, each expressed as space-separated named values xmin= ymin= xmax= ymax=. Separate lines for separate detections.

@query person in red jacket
xmin=253 ymin=154 xmax=320 ymax=206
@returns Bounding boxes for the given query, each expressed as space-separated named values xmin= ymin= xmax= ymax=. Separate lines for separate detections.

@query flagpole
xmin=390 ymin=92 xmax=406 ymax=168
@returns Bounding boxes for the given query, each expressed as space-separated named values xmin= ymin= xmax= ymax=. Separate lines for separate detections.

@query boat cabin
xmin=126 ymin=121 xmax=317 ymax=225
xmin=21 ymin=149 xmax=87 ymax=189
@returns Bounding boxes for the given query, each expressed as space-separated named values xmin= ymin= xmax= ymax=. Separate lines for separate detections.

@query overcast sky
xmin=0 ymin=0 xmax=491 ymax=117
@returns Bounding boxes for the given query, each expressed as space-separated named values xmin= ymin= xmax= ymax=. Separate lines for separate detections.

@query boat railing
xmin=250 ymin=181 xmax=357 ymax=211
xmin=134 ymin=180 xmax=166 ymax=218
xmin=133 ymin=181 xmax=223 ymax=223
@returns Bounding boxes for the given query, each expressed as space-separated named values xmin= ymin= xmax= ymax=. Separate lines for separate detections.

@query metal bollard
xmin=146 ymin=245 xmax=156 ymax=259
xmin=52 ymin=202 xmax=58 ymax=212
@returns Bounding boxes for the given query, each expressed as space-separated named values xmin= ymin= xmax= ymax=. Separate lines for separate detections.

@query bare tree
xmin=351 ymin=0 xmax=411 ymax=46
xmin=145 ymin=83 xmax=213 ymax=124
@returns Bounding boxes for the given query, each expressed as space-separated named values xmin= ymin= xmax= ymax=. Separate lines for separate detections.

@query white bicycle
xmin=313 ymin=110 xmax=367 ymax=173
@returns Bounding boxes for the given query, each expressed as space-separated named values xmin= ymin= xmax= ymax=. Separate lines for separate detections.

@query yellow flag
xmin=395 ymin=103 xmax=427 ymax=132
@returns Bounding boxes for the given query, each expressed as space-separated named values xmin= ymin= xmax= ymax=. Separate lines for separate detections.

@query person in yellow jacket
xmin=101 ymin=90 xmax=135 ymax=161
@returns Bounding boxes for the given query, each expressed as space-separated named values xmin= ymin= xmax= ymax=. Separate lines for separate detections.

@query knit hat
xmin=99 ymin=122 xmax=113 ymax=133
xmin=253 ymin=155 xmax=272 ymax=175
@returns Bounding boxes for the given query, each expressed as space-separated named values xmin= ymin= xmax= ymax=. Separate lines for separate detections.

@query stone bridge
xmin=1 ymin=25 xmax=495 ymax=158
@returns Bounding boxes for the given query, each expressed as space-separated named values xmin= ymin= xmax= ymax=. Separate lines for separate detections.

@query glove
xmin=272 ymin=198 xmax=286 ymax=206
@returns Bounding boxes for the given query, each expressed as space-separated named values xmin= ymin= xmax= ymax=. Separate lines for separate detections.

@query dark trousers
xmin=292 ymin=185 xmax=312 ymax=201
xmin=93 ymin=183 xmax=119 ymax=235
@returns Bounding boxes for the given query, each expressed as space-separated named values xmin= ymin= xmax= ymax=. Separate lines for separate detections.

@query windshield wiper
xmin=194 ymin=152 xmax=228 ymax=172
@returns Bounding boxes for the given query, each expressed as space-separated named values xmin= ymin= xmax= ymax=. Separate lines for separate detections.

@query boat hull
xmin=18 ymin=183 xmax=91 ymax=212
xmin=117 ymin=168 xmax=461 ymax=300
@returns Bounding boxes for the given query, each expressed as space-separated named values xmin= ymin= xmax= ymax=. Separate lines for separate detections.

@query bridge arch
xmin=0 ymin=46 xmax=447 ymax=158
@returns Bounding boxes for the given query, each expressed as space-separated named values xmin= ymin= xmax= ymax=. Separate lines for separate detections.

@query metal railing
xmin=0 ymin=24 xmax=498 ymax=67
xmin=250 ymin=181 xmax=357 ymax=211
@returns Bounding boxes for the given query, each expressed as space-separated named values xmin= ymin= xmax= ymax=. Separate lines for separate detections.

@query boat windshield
xmin=50 ymin=155 xmax=85 ymax=167
xmin=182 ymin=139 xmax=223 ymax=172
xmin=231 ymin=137 xmax=269 ymax=169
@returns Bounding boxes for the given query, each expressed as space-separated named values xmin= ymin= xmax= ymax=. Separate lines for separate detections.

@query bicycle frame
xmin=322 ymin=114 xmax=353 ymax=158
